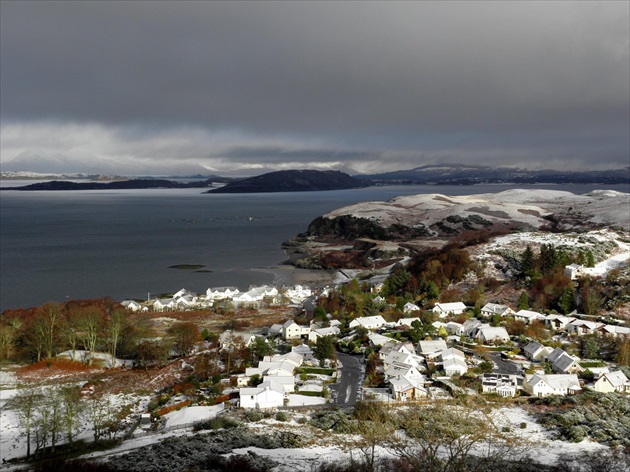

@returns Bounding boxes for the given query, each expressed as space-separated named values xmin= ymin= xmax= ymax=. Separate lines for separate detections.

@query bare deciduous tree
xmin=10 ymin=387 xmax=42 ymax=458
xmin=391 ymin=401 xmax=529 ymax=472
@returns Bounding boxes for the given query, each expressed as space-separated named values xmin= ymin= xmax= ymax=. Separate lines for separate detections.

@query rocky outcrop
xmin=283 ymin=189 xmax=630 ymax=271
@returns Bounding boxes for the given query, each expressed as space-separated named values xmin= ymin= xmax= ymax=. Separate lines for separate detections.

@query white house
xmin=481 ymin=303 xmax=514 ymax=318
xmin=514 ymin=310 xmax=545 ymax=324
xmin=417 ymin=339 xmax=448 ymax=359
xmin=544 ymin=315 xmax=576 ymax=331
xmin=206 ymin=287 xmax=240 ymax=300
xmin=567 ymin=320 xmax=604 ymax=336
xmin=233 ymin=285 xmax=279 ymax=305
xmin=308 ymin=326 xmax=341 ymax=343
xmin=384 ymin=363 xmax=425 ymax=383
xmin=445 ymin=322 xmax=464 ymax=336
xmin=523 ymin=373 xmax=582 ymax=397
xmin=432 ymin=302 xmax=467 ymax=318
xmin=257 ymin=360 xmax=296 ymax=378
xmin=548 ymin=348 xmax=583 ymax=375
xmin=463 ymin=319 xmax=483 ymax=338
xmin=593 ymin=371 xmax=630 ymax=393
xmin=262 ymin=375 xmax=295 ymax=394
xmin=239 ymin=382 xmax=285 ymax=409
xmin=349 ymin=315 xmax=387 ymax=331
xmin=523 ymin=341 xmax=553 ymax=362
xmin=403 ymin=302 xmax=421 ymax=314
xmin=382 ymin=350 xmax=423 ymax=371
xmin=283 ymin=285 xmax=312 ymax=303
xmin=121 ymin=300 xmax=147 ymax=312
xmin=389 ymin=376 xmax=427 ymax=401
xmin=262 ymin=352 xmax=303 ymax=369
xmin=565 ymin=264 xmax=606 ymax=280
xmin=598 ymin=324 xmax=630 ymax=337
xmin=476 ymin=326 xmax=510 ymax=344
xmin=440 ymin=348 xmax=467 ymax=376
xmin=368 ymin=333 xmax=394 ymax=348
xmin=281 ymin=320 xmax=311 ymax=340
xmin=152 ymin=298 xmax=178 ymax=312
xmin=379 ymin=341 xmax=415 ymax=359
xmin=482 ymin=374 xmax=518 ymax=397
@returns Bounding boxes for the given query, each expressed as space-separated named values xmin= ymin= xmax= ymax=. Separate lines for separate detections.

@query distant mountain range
xmin=206 ymin=169 xmax=367 ymax=193
xmin=2 ymin=165 xmax=629 ymax=192
xmin=359 ymin=165 xmax=630 ymax=185
xmin=1 ymin=179 xmax=218 ymax=191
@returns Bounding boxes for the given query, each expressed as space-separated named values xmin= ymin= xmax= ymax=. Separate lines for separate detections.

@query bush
xmin=194 ymin=415 xmax=240 ymax=431
xmin=275 ymin=411 xmax=288 ymax=422
xmin=309 ymin=410 xmax=353 ymax=432
xmin=244 ymin=410 xmax=265 ymax=422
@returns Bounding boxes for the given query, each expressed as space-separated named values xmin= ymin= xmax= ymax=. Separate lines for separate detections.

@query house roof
xmin=443 ymin=357 xmax=467 ymax=371
xmin=440 ymin=347 xmax=465 ymax=360
xmin=527 ymin=373 xmax=582 ymax=391
xmin=313 ymin=326 xmax=340 ymax=337
xmin=524 ymin=341 xmax=545 ymax=356
xmin=547 ymin=347 xmax=568 ymax=364
xmin=240 ymin=380 xmax=284 ymax=396
xmin=482 ymin=373 xmax=517 ymax=386
xmin=350 ymin=315 xmax=387 ymax=327
xmin=515 ymin=309 xmax=545 ymax=320
xmin=433 ymin=302 xmax=467 ymax=312
xmin=368 ymin=333 xmax=393 ymax=347
xmin=384 ymin=363 xmax=422 ymax=379
xmin=551 ymin=352 xmax=581 ymax=373
xmin=477 ymin=326 xmax=509 ymax=341
xmin=417 ymin=339 xmax=448 ymax=354
xmin=481 ymin=303 xmax=512 ymax=315
xmin=601 ymin=371 xmax=629 ymax=388
xmin=403 ymin=302 xmax=420 ymax=312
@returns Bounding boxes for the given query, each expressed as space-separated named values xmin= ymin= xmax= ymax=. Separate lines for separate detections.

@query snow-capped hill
xmin=284 ymin=189 xmax=629 ymax=271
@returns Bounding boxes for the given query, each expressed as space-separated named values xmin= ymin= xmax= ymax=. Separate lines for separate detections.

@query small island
xmin=205 ymin=169 xmax=367 ymax=193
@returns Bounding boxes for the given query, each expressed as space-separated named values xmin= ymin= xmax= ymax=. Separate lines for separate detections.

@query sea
xmin=1 ymin=181 xmax=628 ymax=311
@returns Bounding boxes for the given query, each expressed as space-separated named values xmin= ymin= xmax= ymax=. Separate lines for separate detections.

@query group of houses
xmin=218 ymin=332 xmax=328 ymax=409
xmin=121 ymin=284 xmax=314 ymax=312
xmin=121 ymin=277 xmax=628 ymax=405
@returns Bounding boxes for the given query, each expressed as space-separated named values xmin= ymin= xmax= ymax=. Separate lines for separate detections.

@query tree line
xmin=0 ymin=298 xmax=202 ymax=365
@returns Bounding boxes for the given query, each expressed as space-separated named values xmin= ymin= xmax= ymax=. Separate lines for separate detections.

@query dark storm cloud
xmin=1 ymin=1 xmax=628 ymax=173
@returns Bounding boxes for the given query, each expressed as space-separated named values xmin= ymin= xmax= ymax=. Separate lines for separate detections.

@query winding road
xmin=331 ymin=352 xmax=364 ymax=407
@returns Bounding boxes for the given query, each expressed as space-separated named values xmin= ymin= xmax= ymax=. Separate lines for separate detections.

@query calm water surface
xmin=1 ymin=183 xmax=627 ymax=311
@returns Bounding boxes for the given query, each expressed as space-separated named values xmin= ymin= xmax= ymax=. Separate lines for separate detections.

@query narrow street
xmin=489 ymin=352 xmax=521 ymax=375
xmin=331 ymin=352 xmax=364 ymax=407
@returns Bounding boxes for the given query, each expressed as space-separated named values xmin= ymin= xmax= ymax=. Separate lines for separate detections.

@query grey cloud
xmin=1 ymin=1 xmax=628 ymax=172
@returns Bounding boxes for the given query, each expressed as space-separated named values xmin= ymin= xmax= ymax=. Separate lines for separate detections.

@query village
xmin=112 ymin=277 xmax=630 ymax=413
xmin=1 ymin=233 xmax=629 ymax=469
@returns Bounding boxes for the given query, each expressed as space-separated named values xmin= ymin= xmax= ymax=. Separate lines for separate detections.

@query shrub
xmin=244 ymin=410 xmax=265 ymax=422
xmin=275 ymin=411 xmax=288 ymax=422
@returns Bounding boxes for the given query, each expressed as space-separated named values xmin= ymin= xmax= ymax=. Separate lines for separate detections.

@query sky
xmin=1 ymin=1 xmax=628 ymax=176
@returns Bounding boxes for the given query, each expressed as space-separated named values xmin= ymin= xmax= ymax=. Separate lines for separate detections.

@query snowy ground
xmin=0 ymin=401 xmax=618 ymax=471
xmin=56 ymin=350 xmax=134 ymax=368
xmin=492 ymin=407 xmax=607 ymax=465
xmin=162 ymin=404 xmax=225 ymax=429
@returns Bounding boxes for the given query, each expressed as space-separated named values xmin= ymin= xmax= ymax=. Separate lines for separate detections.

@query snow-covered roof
xmin=417 ymin=339 xmax=447 ymax=355
xmin=600 ymin=371 xmax=629 ymax=388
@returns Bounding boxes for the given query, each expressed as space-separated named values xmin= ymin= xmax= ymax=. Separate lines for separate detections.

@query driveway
xmin=331 ymin=352 xmax=364 ymax=407
xmin=489 ymin=352 xmax=521 ymax=375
